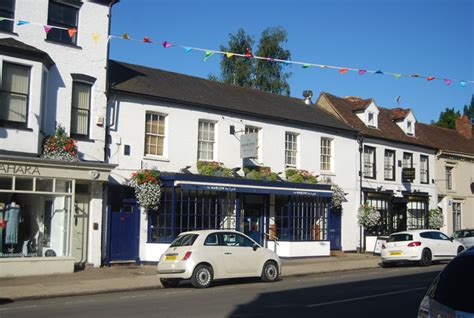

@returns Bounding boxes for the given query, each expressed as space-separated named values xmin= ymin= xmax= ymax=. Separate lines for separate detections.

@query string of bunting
xmin=1 ymin=16 xmax=472 ymax=87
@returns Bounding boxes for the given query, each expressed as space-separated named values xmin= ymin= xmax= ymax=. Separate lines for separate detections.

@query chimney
xmin=303 ymin=90 xmax=313 ymax=105
xmin=455 ymin=115 xmax=472 ymax=139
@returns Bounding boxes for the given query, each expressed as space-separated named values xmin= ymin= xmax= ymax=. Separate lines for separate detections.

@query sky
xmin=109 ymin=0 xmax=473 ymax=125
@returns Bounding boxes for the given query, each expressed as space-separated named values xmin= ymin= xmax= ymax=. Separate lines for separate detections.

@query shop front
xmin=105 ymin=173 xmax=335 ymax=263
xmin=0 ymin=155 xmax=114 ymax=277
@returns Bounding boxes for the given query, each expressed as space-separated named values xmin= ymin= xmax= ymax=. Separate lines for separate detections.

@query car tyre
xmin=160 ymin=278 xmax=180 ymax=288
xmin=419 ymin=248 xmax=432 ymax=266
xmin=261 ymin=261 xmax=279 ymax=282
xmin=191 ymin=264 xmax=213 ymax=288
xmin=457 ymin=246 xmax=464 ymax=254
xmin=381 ymin=262 xmax=394 ymax=268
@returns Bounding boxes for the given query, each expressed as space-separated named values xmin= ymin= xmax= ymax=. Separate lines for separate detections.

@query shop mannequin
xmin=5 ymin=202 xmax=21 ymax=249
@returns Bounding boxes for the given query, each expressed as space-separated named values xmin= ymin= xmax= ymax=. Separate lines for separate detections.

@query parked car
xmin=157 ymin=230 xmax=281 ymax=288
xmin=418 ymin=247 xmax=474 ymax=317
xmin=452 ymin=229 xmax=474 ymax=249
xmin=380 ymin=229 xmax=465 ymax=267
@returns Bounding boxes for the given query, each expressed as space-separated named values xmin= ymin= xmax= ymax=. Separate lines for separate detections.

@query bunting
xmin=0 ymin=15 xmax=472 ymax=88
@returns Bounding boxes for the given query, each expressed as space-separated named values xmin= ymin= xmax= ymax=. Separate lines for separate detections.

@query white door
xmin=72 ymin=196 xmax=89 ymax=263
xmin=220 ymin=232 xmax=258 ymax=276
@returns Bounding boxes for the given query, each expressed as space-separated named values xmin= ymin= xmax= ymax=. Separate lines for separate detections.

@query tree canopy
xmin=435 ymin=107 xmax=461 ymax=129
xmin=463 ymin=95 xmax=474 ymax=120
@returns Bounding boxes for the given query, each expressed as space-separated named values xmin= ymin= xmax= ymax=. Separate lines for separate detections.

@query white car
xmin=157 ymin=230 xmax=281 ymax=288
xmin=381 ymin=230 xmax=465 ymax=267
xmin=452 ymin=229 xmax=474 ymax=249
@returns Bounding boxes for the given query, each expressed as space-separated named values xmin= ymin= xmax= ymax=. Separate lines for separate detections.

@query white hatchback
xmin=381 ymin=230 xmax=465 ymax=267
xmin=157 ymin=230 xmax=281 ymax=288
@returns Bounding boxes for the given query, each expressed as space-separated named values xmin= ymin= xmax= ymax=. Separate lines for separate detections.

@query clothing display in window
xmin=0 ymin=203 xmax=5 ymax=250
xmin=5 ymin=203 xmax=21 ymax=245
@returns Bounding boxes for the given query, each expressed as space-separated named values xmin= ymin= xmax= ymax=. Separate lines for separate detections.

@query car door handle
xmin=224 ymin=252 xmax=232 ymax=255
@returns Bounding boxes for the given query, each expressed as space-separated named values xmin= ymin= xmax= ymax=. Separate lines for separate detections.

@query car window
xmin=388 ymin=234 xmax=413 ymax=242
xmin=419 ymin=232 xmax=432 ymax=239
xmin=220 ymin=232 xmax=254 ymax=247
xmin=169 ymin=234 xmax=198 ymax=247
xmin=438 ymin=233 xmax=450 ymax=240
xmin=452 ymin=231 xmax=461 ymax=239
xmin=204 ymin=233 xmax=219 ymax=246
xmin=430 ymin=232 xmax=449 ymax=241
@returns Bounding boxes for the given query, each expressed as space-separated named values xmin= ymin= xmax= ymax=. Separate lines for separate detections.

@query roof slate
xmin=0 ymin=37 xmax=54 ymax=68
xmin=108 ymin=60 xmax=356 ymax=133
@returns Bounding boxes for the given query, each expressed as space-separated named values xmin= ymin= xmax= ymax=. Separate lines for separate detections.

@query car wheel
xmin=457 ymin=246 xmax=464 ymax=254
xmin=381 ymin=262 xmax=394 ymax=268
xmin=261 ymin=261 xmax=279 ymax=282
xmin=191 ymin=264 xmax=213 ymax=288
xmin=160 ymin=278 xmax=180 ymax=288
xmin=419 ymin=248 xmax=432 ymax=266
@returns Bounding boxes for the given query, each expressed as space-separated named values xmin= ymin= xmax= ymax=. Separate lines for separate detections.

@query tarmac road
xmin=0 ymin=264 xmax=444 ymax=318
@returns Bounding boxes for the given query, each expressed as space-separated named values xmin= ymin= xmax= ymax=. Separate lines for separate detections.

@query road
xmin=0 ymin=264 xmax=443 ymax=318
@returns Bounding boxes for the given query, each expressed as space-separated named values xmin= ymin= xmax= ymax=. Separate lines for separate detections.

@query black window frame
xmin=46 ymin=0 xmax=80 ymax=46
xmin=420 ymin=155 xmax=429 ymax=184
xmin=384 ymin=149 xmax=396 ymax=181
xmin=70 ymin=80 xmax=92 ymax=139
xmin=0 ymin=61 xmax=31 ymax=129
xmin=402 ymin=152 xmax=413 ymax=168
xmin=363 ymin=146 xmax=376 ymax=179
xmin=0 ymin=0 xmax=15 ymax=33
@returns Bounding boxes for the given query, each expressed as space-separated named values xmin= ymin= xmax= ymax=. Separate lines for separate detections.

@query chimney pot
xmin=455 ymin=115 xmax=472 ymax=139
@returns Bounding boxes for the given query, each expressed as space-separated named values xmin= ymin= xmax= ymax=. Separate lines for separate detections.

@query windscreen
xmin=170 ymin=234 xmax=198 ymax=247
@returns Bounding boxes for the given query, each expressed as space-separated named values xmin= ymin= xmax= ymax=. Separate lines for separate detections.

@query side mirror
xmin=449 ymin=237 xmax=454 ymax=242
xmin=252 ymin=243 xmax=259 ymax=251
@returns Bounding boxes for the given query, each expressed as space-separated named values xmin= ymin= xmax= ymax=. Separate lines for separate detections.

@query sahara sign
xmin=0 ymin=164 xmax=41 ymax=176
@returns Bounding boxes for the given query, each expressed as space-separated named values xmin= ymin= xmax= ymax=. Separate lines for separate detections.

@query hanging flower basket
xmin=428 ymin=208 xmax=444 ymax=229
xmin=331 ymin=183 xmax=346 ymax=209
xmin=41 ymin=125 xmax=79 ymax=162
xmin=357 ymin=204 xmax=381 ymax=228
xmin=129 ymin=169 xmax=161 ymax=211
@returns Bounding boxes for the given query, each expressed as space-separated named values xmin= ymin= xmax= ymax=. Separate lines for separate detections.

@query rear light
xmin=408 ymin=241 xmax=422 ymax=247
xmin=382 ymin=244 xmax=386 ymax=249
xmin=182 ymin=251 xmax=192 ymax=261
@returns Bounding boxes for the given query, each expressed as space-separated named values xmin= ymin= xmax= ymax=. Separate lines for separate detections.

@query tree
xmin=254 ymin=27 xmax=292 ymax=96
xmin=435 ymin=107 xmax=461 ymax=129
xmin=463 ymin=95 xmax=474 ymax=120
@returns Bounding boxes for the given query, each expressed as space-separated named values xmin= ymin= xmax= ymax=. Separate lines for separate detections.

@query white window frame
xmin=245 ymin=125 xmax=261 ymax=160
xmin=363 ymin=146 xmax=376 ymax=179
xmin=407 ymin=121 xmax=414 ymax=135
xmin=144 ymin=112 xmax=167 ymax=157
xmin=420 ymin=155 xmax=429 ymax=184
xmin=445 ymin=166 xmax=454 ymax=191
xmin=452 ymin=202 xmax=462 ymax=231
xmin=384 ymin=149 xmax=395 ymax=181
xmin=285 ymin=132 xmax=298 ymax=168
xmin=368 ymin=112 xmax=376 ymax=127
xmin=320 ymin=137 xmax=333 ymax=172
xmin=197 ymin=120 xmax=216 ymax=161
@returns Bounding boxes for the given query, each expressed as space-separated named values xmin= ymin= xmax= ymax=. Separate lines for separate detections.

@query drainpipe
xmin=357 ymin=134 xmax=364 ymax=252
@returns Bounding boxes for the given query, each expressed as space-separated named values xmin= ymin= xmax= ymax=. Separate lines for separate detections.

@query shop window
xmin=75 ymin=183 xmax=89 ymax=194
xmin=71 ymin=81 xmax=91 ymax=138
xmin=197 ymin=120 xmax=215 ymax=161
xmin=452 ymin=202 xmax=462 ymax=231
xmin=0 ymin=62 xmax=31 ymax=128
xmin=420 ymin=155 xmax=429 ymax=184
xmin=366 ymin=198 xmax=390 ymax=235
xmin=47 ymin=0 xmax=80 ymax=45
xmin=363 ymin=146 xmax=376 ymax=179
xmin=15 ymin=177 xmax=33 ymax=191
xmin=145 ymin=113 xmax=166 ymax=156
xmin=55 ymin=179 xmax=72 ymax=193
xmin=407 ymin=201 xmax=427 ymax=230
xmin=384 ymin=149 xmax=395 ymax=181
xmin=0 ymin=0 xmax=15 ymax=32
xmin=285 ymin=132 xmax=298 ymax=168
xmin=0 ymin=176 xmax=13 ymax=190
xmin=36 ymin=178 xmax=54 ymax=192
xmin=320 ymin=137 xmax=332 ymax=172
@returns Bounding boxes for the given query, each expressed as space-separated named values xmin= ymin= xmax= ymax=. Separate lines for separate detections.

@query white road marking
xmin=307 ymin=287 xmax=426 ymax=307
xmin=0 ymin=305 xmax=38 ymax=312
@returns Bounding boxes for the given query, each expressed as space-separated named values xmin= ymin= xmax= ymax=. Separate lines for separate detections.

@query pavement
xmin=0 ymin=253 xmax=381 ymax=302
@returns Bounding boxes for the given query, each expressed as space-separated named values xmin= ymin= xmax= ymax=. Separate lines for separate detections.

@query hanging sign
xmin=240 ymin=133 xmax=258 ymax=159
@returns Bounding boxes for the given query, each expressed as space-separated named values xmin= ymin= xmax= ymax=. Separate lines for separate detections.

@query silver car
xmin=452 ymin=229 xmax=474 ymax=249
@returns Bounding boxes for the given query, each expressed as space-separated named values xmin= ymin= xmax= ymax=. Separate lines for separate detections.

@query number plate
xmin=165 ymin=255 xmax=177 ymax=261
xmin=390 ymin=251 xmax=402 ymax=256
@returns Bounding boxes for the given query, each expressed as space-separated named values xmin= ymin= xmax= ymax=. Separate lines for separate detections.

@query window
xmin=0 ymin=62 xmax=30 ymax=128
xmin=445 ymin=166 xmax=453 ymax=190
xmin=320 ymin=137 xmax=332 ymax=171
xmin=0 ymin=0 xmax=15 ymax=32
xmin=363 ymin=146 xmax=376 ymax=178
xmin=368 ymin=112 xmax=375 ymax=127
xmin=407 ymin=201 xmax=428 ymax=230
xmin=204 ymin=233 xmax=220 ymax=246
xmin=144 ymin=113 xmax=166 ymax=156
xmin=245 ymin=125 xmax=260 ymax=160
xmin=453 ymin=202 xmax=461 ymax=231
xmin=407 ymin=121 xmax=413 ymax=135
xmin=70 ymin=82 xmax=91 ymax=137
xmin=197 ymin=120 xmax=215 ymax=161
xmin=169 ymin=234 xmax=198 ymax=247
xmin=388 ymin=234 xmax=413 ymax=242
xmin=47 ymin=1 xmax=79 ymax=45
xmin=285 ymin=132 xmax=298 ymax=167
xmin=420 ymin=155 xmax=429 ymax=184
xmin=365 ymin=197 xmax=390 ymax=235
xmin=220 ymin=232 xmax=254 ymax=247
xmin=402 ymin=152 xmax=413 ymax=168
xmin=384 ymin=150 xmax=395 ymax=180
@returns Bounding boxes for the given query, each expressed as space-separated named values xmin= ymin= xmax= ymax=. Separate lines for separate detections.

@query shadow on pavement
xmin=0 ymin=298 xmax=14 ymax=305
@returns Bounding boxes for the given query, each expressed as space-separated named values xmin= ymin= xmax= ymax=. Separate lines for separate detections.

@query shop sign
xmin=0 ymin=163 xmax=41 ymax=176
xmin=240 ymin=133 xmax=258 ymax=159
xmin=402 ymin=168 xmax=415 ymax=182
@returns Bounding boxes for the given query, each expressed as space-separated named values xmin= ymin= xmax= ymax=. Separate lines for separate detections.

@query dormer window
xmin=407 ymin=121 xmax=413 ymax=135
xmin=368 ymin=112 xmax=376 ymax=127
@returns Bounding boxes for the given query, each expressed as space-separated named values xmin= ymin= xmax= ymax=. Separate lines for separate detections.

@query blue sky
xmin=110 ymin=0 xmax=473 ymax=124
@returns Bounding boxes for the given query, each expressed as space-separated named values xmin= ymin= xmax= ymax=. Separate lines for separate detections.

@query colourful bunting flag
xmin=184 ymin=47 xmax=193 ymax=53
xmin=426 ymin=76 xmax=435 ymax=81
xmin=204 ymin=51 xmax=214 ymax=61
xmin=302 ymin=64 xmax=311 ymax=69
xmin=68 ymin=28 xmax=77 ymax=39
xmin=443 ymin=79 xmax=452 ymax=86
xmin=92 ymin=33 xmax=100 ymax=44
xmin=17 ymin=20 xmax=29 ymax=26
xmin=339 ymin=68 xmax=349 ymax=74
xmin=43 ymin=25 xmax=52 ymax=34
xmin=245 ymin=48 xmax=253 ymax=58
xmin=411 ymin=74 xmax=420 ymax=78
xmin=162 ymin=41 xmax=172 ymax=48
xmin=320 ymin=65 xmax=328 ymax=68
xmin=226 ymin=53 xmax=234 ymax=58
xmin=460 ymin=81 xmax=467 ymax=87
xmin=143 ymin=37 xmax=152 ymax=43
xmin=375 ymin=70 xmax=384 ymax=74
xmin=394 ymin=73 xmax=402 ymax=79
xmin=358 ymin=70 xmax=367 ymax=75
xmin=121 ymin=33 xmax=130 ymax=40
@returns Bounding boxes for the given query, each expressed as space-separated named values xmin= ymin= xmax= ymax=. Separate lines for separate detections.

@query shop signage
xmin=240 ymin=133 xmax=258 ymax=159
xmin=402 ymin=168 xmax=415 ymax=182
xmin=0 ymin=163 xmax=41 ymax=176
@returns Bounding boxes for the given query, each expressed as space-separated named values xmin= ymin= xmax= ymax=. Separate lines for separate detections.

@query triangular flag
xmin=68 ymin=28 xmax=77 ymax=38
xmin=302 ymin=64 xmax=311 ymax=69
xmin=43 ymin=25 xmax=52 ymax=34
xmin=121 ymin=33 xmax=130 ymax=40
xmin=184 ymin=47 xmax=193 ymax=53
xmin=460 ymin=81 xmax=467 ymax=87
xmin=394 ymin=73 xmax=402 ymax=79
xmin=143 ymin=37 xmax=152 ymax=43
xmin=375 ymin=70 xmax=384 ymax=74
xmin=358 ymin=70 xmax=367 ymax=75
xmin=411 ymin=74 xmax=420 ymax=78
xmin=443 ymin=79 xmax=452 ymax=86
xmin=245 ymin=48 xmax=253 ymax=58
xmin=426 ymin=76 xmax=435 ymax=81
xmin=162 ymin=41 xmax=172 ymax=48
xmin=204 ymin=51 xmax=214 ymax=61
xmin=320 ymin=65 xmax=328 ymax=68
xmin=92 ymin=32 xmax=100 ymax=44
xmin=226 ymin=52 xmax=234 ymax=58
xmin=17 ymin=20 xmax=29 ymax=26
xmin=339 ymin=68 xmax=349 ymax=74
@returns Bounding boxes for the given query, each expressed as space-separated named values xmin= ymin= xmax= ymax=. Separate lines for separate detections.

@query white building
xmin=0 ymin=0 xmax=116 ymax=277
xmin=105 ymin=60 xmax=360 ymax=262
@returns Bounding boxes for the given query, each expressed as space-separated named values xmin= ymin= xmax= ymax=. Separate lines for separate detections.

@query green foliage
xmin=254 ymin=26 xmax=291 ymax=96
xmin=428 ymin=209 xmax=444 ymax=229
xmin=436 ymin=107 xmax=461 ymax=129
xmin=197 ymin=161 xmax=233 ymax=177
xmin=243 ymin=166 xmax=279 ymax=181
xmin=463 ymin=95 xmax=474 ymax=120
xmin=285 ymin=169 xmax=318 ymax=184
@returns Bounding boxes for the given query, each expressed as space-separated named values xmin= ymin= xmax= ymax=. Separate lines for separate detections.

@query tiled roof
xmin=108 ymin=60 xmax=356 ymax=133
xmin=390 ymin=108 xmax=411 ymax=121
xmin=0 ymin=37 xmax=54 ymax=68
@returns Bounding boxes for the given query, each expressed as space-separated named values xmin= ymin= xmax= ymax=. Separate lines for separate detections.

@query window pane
xmin=56 ymin=180 xmax=72 ymax=193
xmin=47 ymin=2 xmax=78 ymax=44
xmin=71 ymin=82 xmax=91 ymax=135
xmin=15 ymin=177 xmax=33 ymax=191
xmin=0 ymin=176 xmax=13 ymax=190
xmin=36 ymin=178 xmax=54 ymax=192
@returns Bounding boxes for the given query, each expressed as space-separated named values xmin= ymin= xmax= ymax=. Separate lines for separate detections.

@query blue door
xmin=329 ymin=208 xmax=342 ymax=250
xmin=108 ymin=200 xmax=140 ymax=264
